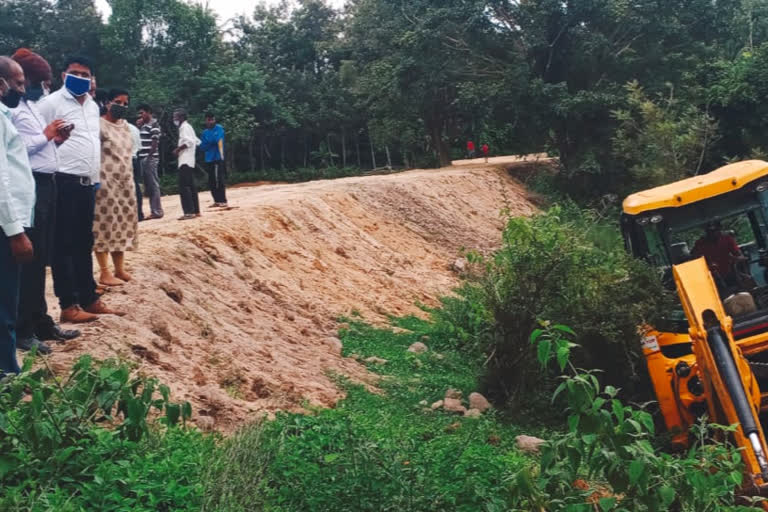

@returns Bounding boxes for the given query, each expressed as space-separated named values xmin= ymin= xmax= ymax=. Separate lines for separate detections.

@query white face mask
xmin=173 ymin=120 xmax=181 ymax=127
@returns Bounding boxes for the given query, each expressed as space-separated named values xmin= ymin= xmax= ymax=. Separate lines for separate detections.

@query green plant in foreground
xmin=516 ymin=323 xmax=759 ymax=511
xmin=0 ymin=354 xmax=208 ymax=512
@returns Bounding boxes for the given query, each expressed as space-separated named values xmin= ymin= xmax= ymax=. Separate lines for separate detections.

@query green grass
xmin=201 ymin=316 xmax=537 ymax=511
xmin=2 ymin=316 xmax=540 ymax=511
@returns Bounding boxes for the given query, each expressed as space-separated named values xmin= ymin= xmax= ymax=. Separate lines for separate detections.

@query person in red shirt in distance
xmin=481 ymin=143 xmax=489 ymax=163
xmin=466 ymin=140 xmax=475 ymax=159
xmin=692 ymin=221 xmax=747 ymax=293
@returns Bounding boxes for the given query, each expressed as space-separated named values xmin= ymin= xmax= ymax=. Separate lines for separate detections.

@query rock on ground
xmin=323 ymin=337 xmax=343 ymax=355
xmin=364 ymin=356 xmax=388 ymax=365
xmin=431 ymin=400 xmax=444 ymax=410
xmin=445 ymin=388 xmax=462 ymax=400
xmin=469 ymin=392 xmax=491 ymax=412
xmin=464 ymin=408 xmax=482 ymax=418
xmin=443 ymin=397 xmax=467 ymax=415
xmin=195 ymin=416 xmax=215 ymax=432
xmin=452 ymin=258 xmax=468 ymax=273
xmin=516 ymin=435 xmax=546 ymax=455
xmin=407 ymin=342 xmax=428 ymax=354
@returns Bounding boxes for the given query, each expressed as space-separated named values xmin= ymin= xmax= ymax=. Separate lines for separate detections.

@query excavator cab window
xmin=621 ymin=184 xmax=768 ymax=335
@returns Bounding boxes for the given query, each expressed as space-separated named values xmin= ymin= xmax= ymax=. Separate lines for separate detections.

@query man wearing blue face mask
xmin=37 ymin=55 xmax=124 ymax=323
xmin=10 ymin=48 xmax=81 ymax=352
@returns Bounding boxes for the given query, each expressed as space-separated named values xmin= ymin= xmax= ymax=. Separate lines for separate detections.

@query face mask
xmin=64 ymin=73 xmax=91 ymax=97
xmin=109 ymin=103 xmax=128 ymax=120
xmin=1 ymin=84 xmax=22 ymax=109
xmin=25 ymin=87 xmax=44 ymax=102
xmin=173 ymin=120 xmax=181 ymax=127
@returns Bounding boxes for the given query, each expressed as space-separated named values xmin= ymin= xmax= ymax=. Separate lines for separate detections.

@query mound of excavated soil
xmin=37 ymin=158 xmax=537 ymax=431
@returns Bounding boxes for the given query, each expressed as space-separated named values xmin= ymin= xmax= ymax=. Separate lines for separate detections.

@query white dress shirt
xmin=129 ymin=123 xmax=141 ymax=158
xmin=0 ymin=102 xmax=35 ymax=237
xmin=11 ymin=99 xmax=58 ymax=174
xmin=37 ymin=88 xmax=100 ymax=183
xmin=177 ymin=121 xmax=200 ymax=168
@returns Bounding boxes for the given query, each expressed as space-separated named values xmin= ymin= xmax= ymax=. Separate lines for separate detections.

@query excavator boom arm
xmin=674 ymin=257 xmax=768 ymax=483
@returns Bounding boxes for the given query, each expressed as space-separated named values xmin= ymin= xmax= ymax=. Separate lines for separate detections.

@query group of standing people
xmin=466 ymin=140 xmax=490 ymax=162
xmin=0 ymin=49 xmax=229 ymax=377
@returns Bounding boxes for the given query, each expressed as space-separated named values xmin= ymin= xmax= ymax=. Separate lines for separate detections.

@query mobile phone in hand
xmin=59 ymin=123 xmax=75 ymax=134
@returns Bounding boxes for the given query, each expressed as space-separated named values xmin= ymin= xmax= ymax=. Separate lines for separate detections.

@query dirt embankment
xmin=41 ymin=158 xmax=538 ymax=431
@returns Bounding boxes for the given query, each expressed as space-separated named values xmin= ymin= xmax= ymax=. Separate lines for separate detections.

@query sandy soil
xmin=34 ymin=158 xmax=537 ymax=431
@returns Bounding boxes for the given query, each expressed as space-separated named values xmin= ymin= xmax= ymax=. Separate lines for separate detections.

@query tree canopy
xmin=3 ymin=0 xmax=768 ymax=196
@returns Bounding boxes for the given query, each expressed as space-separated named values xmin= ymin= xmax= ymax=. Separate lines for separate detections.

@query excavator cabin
xmin=623 ymin=160 xmax=768 ymax=494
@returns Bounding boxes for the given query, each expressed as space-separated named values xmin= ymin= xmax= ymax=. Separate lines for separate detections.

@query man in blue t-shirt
xmin=199 ymin=113 xmax=228 ymax=207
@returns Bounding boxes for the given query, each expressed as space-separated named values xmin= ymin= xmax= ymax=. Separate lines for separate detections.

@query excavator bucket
xmin=674 ymin=257 xmax=768 ymax=497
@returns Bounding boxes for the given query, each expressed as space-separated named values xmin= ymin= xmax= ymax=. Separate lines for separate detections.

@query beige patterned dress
xmin=93 ymin=118 xmax=138 ymax=252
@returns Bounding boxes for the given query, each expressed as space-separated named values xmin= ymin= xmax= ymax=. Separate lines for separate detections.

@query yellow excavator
xmin=622 ymin=160 xmax=768 ymax=500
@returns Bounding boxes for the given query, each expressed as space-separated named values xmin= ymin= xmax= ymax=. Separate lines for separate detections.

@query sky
xmin=94 ymin=0 xmax=347 ymax=24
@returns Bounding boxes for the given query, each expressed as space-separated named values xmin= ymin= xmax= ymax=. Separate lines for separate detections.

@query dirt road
xmin=37 ymin=158 xmax=537 ymax=430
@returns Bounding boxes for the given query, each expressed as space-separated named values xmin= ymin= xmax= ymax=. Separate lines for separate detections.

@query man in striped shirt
xmin=137 ymin=104 xmax=163 ymax=219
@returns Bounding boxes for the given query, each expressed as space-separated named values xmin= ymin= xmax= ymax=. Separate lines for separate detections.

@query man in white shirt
xmin=37 ymin=55 xmax=123 ymax=322
xmin=0 ymin=56 xmax=35 ymax=375
xmin=11 ymin=48 xmax=81 ymax=353
xmin=172 ymin=109 xmax=201 ymax=220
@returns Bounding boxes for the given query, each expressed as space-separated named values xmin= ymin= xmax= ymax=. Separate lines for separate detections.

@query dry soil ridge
xmin=40 ymin=157 xmax=538 ymax=431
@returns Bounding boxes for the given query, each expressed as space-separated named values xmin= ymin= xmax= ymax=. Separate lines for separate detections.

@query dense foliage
xmin=0 ymin=354 xmax=210 ymax=511
xmin=517 ymin=323 xmax=758 ymax=511
xmin=4 ymin=0 xmax=768 ymax=194
xmin=431 ymin=206 xmax=669 ymax=406
xmin=2 ymin=319 xmax=751 ymax=511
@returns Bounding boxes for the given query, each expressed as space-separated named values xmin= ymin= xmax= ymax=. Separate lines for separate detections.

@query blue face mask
xmin=64 ymin=73 xmax=91 ymax=97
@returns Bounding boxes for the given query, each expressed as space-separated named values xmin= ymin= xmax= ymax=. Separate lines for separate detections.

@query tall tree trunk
xmin=327 ymin=134 xmax=335 ymax=167
xmin=281 ymin=135 xmax=285 ymax=169
xmin=342 ymin=128 xmax=347 ymax=168
xmin=370 ymin=137 xmax=377 ymax=170
xmin=249 ymin=134 xmax=256 ymax=172
xmin=355 ymin=131 xmax=361 ymax=168
xmin=260 ymin=134 xmax=265 ymax=172
xmin=385 ymin=146 xmax=392 ymax=170
xmin=304 ymin=135 xmax=308 ymax=168
xmin=427 ymin=117 xmax=450 ymax=167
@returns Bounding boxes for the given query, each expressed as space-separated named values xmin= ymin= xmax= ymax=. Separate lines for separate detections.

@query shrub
xmin=0 ymin=355 xmax=210 ymax=512
xmin=438 ymin=205 xmax=668 ymax=407
xmin=515 ymin=323 xmax=758 ymax=511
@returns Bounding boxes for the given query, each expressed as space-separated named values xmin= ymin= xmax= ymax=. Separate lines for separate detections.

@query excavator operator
xmin=692 ymin=221 xmax=747 ymax=294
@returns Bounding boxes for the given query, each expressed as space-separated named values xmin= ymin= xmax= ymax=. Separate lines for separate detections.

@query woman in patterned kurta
xmin=93 ymin=89 xmax=138 ymax=286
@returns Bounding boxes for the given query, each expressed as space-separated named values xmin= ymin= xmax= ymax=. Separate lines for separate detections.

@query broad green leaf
xmin=166 ymin=403 xmax=181 ymax=426
xmin=537 ymin=338 xmax=552 ymax=368
xmin=659 ymin=485 xmax=676 ymax=506
xmin=611 ymin=400 xmax=624 ymax=422
xmin=556 ymin=345 xmax=570 ymax=372
xmin=324 ymin=453 xmax=341 ymax=463
xmin=599 ymin=497 xmax=616 ymax=511
xmin=0 ymin=455 xmax=15 ymax=478
xmin=628 ymin=459 xmax=645 ymax=486
xmin=530 ymin=329 xmax=544 ymax=344
xmin=553 ymin=324 xmax=576 ymax=336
